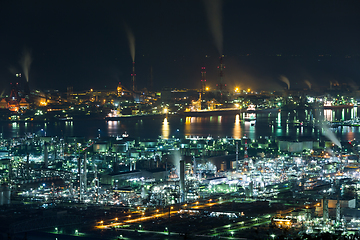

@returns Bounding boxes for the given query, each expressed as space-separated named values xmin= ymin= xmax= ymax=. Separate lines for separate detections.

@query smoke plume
xmin=279 ymin=75 xmax=290 ymax=90
xmin=8 ymin=66 xmax=19 ymax=76
xmin=203 ymin=0 xmax=223 ymax=55
xmin=124 ymin=23 xmax=135 ymax=62
xmin=19 ymin=48 xmax=32 ymax=82
xmin=315 ymin=110 xmax=342 ymax=148
xmin=304 ymin=80 xmax=311 ymax=90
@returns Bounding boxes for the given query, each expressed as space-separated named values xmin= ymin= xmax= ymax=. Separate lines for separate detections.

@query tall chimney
xmin=131 ymin=61 xmax=136 ymax=91
xmin=44 ymin=142 xmax=48 ymax=168
xmin=180 ymin=160 xmax=185 ymax=203
xmin=26 ymin=153 xmax=30 ymax=179
xmin=323 ymin=195 xmax=329 ymax=221
xmin=83 ymin=153 xmax=87 ymax=191
xmin=336 ymin=199 xmax=341 ymax=223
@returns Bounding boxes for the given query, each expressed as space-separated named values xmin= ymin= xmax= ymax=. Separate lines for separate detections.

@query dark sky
xmin=0 ymin=0 xmax=359 ymax=93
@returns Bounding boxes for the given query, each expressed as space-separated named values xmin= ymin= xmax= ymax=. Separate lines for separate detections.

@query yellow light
xmin=205 ymin=87 xmax=209 ymax=91
xmin=163 ymin=108 xmax=168 ymax=114
xmin=235 ymin=87 xmax=239 ymax=92
xmin=247 ymin=88 xmax=251 ymax=92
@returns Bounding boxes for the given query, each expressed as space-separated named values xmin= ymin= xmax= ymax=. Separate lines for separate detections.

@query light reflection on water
xmin=162 ymin=117 xmax=169 ymax=139
xmin=233 ymin=114 xmax=241 ymax=140
xmin=1 ymin=108 xmax=360 ymax=141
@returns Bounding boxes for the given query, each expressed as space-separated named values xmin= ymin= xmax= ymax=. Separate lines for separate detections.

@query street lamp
xmin=271 ymin=234 xmax=276 ymax=240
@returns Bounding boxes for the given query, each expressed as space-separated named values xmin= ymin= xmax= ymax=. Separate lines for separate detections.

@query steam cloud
xmin=304 ymin=80 xmax=311 ymax=90
xmin=19 ymin=48 xmax=32 ymax=82
xmin=8 ymin=66 xmax=19 ymax=76
xmin=315 ymin=110 xmax=342 ymax=148
xmin=321 ymin=123 xmax=342 ymax=148
xmin=203 ymin=0 xmax=223 ymax=55
xmin=124 ymin=23 xmax=135 ymax=62
xmin=279 ymin=75 xmax=290 ymax=90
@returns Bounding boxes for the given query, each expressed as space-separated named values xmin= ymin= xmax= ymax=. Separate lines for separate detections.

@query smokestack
xmin=113 ymin=155 xmax=119 ymax=173
xmin=217 ymin=55 xmax=225 ymax=91
xmin=94 ymin=164 xmax=99 ymax=203
xmin=26 ymin=153 xmax=30 ymax=179
xmin=323 ymin=195 xmax=329 ymax=221
xmin=236 ymin=141 xmax=239 ymax=172
xmin=83 ymin=153 xmax=87 ymax=191
xmin=201 ymin=67 xmax=206 ymax=92
xmin=77 ymin=157 xmax=81 ymax=185
xmin=44 ymin=142 xmax=48 ymax=168
xmin=244 ymin=137 xmax=248 ymax=160
xmin=193 ymin=156 xmax=196 ymax=178
xmin=180 ymin=160 xmax=185 ymax=203
xmin=54 ymin=143 xmax=57 ymax=160
xmin=249 ymin=181 xmax=253 ymax=197
xmin=131 ymin=61 xmax=136 ymax=91
xmin=336 ymin=199 xmax=341 ymax=223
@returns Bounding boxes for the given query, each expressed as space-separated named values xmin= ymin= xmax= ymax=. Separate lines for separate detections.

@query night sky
xmin=0 ymin=0 xmax=359 ymax=93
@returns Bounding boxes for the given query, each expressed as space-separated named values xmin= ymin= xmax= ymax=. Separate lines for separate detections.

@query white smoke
xmin=8 ymin=65 xmax=19 ymax=76
xmin=203 ymin=0 xmax=223 ymax=55
xmin=316 ymin=110 xmax=341 ymax=148
xmin=279 ymin=75 xmax=290 ymax=90
xmin=124 ymin=23 xmax=135 ymax=62
xmin=304 ymin=80 xmax=311 ymax=90
xmin=19 ymin=48 xmax=32 ymax=82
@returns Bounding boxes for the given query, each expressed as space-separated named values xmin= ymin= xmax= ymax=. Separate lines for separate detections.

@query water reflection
xmin=162 ymin=117 xmax=169 ymax=139
xmin=65 ymin=121 xmax=74 ymax=136
xmin=324 ymin=109 xmax=333 ymax=122
xmin=1 ymin=108 xmax=360 ymax=141
xmin=10 ymin=122 xmax=19 ymax=137
xmin=244 ymin=120 xmax=256 ymax=140
xmin=107 ymin=120 xmax=120 ymax=137
xmin=233 ymin=114 xmax=241 ymax=139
